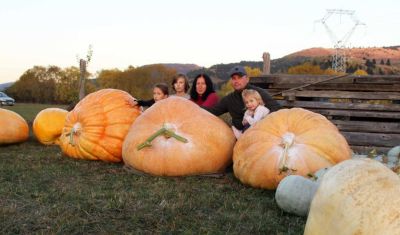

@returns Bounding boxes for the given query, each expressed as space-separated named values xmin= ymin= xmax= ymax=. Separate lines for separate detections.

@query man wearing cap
xmin=204 ymin=65 xmax=281 ymax=136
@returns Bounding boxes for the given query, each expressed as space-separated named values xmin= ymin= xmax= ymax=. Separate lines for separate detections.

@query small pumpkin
xmin=0 ymin=108 xmax=29 ymax=144
xmin=59 ymin=89 xmax=141 ymax=162
xmin=233 ymin=108 xmax=351 ymax=189
xmin=305 ymin=158 xmax=400 ymax=235
xmin=33 ymin=108 xmax=68 ymax=145
xmin=122 ymin=97 xmax=236 ymax=176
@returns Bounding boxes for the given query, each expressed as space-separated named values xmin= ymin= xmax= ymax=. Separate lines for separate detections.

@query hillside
xmin=182 ymin=46 xmax=400 ymax=85
xmin=0 ymin=82 xmax=14 ymax=91
xmin=286 ymin=46 xmax=400 ymax=63
xmin=154 ymin=63 xmax=202 ymax=74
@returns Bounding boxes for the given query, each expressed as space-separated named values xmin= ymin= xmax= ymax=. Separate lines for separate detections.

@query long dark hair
xmin=171 ymin=74 xmax=190 ymax=93
xmin=190 ymin=73 xmax=215 ymax=101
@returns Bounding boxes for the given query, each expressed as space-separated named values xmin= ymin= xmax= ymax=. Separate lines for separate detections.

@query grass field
xmin=0 ymin=103 xmax=306 ymax=234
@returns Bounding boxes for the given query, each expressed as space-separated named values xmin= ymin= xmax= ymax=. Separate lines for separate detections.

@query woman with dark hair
xmin=134 ymin=83 xmax=169 ymax=108
xmin=171 ymin=74 xmax=190 ymax=99
xmin=190 ymin=73 xmax=219 ymax=108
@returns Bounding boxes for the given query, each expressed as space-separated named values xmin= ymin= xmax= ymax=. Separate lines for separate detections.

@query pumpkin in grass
xmin=33 ymin=108 xmax=68 ymax=145
xmin=122 ymin=97 xmax=236 ymax=176
xmin=305 ymin=158 xmax=400 ymax=235
xmin=233 ymin=108 xmax=351 ymax=190
xmin=59 ymin=89 xmax=141 ymax=162
xmin=0 ymin=108 xmax=29 ymax=144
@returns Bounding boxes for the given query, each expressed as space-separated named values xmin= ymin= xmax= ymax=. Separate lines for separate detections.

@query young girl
xmin=233 ymin=89 xmax=270 ymax=138
xmin=171 ymin=74 xmax=190 ymax=99
xmin=135 ymin=83 xmax=169 ymax=108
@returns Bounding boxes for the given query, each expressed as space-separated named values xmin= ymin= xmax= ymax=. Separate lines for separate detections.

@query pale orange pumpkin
xmin=122 ymin=97 xmax=236 ymax=176
xmin=59 ymin=89 xmax=141 ymax=162
xmin=0 ymin=108 xmax=29 ymax=144
xmin=33 ymin=108 xmax=68 ymax=145
xmin=305 ymin=158 xmax=400 ymax=235
xmin=233 ymin=108 xmax=351 ymax=189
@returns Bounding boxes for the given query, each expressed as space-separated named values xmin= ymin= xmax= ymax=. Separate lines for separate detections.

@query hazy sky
xmin=1 ymin=0 xmax=399 ymax=83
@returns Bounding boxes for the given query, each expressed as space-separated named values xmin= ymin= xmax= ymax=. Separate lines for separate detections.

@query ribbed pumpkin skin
xmin=59 ymin=89 xmax=141 ymax=162
xmin=0 ymin=108 xmax=29 ymax=144
xmin=33 ymin=108 xmax=68 ymax=145
xmin=305 ymin=158 xmax=400 ymax=235
xmin=233 ymin=108 xmax=351 ymax=189
xmin=122 ymin=97 xmax=236 ymax=176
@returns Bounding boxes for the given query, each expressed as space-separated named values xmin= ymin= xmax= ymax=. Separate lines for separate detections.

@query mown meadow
xmin=0 ymin=103 xmax=306 ymax=234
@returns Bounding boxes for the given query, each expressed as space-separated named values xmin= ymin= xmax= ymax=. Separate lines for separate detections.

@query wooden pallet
xmin=251 ymin=74 xmax=400 ymax=154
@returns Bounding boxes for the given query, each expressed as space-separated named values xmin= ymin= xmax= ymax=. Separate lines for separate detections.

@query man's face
xmin=230 ymin=74 xmax=249 ymax=91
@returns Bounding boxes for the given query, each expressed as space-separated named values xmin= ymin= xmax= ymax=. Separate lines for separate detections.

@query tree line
xmin=6 ymin=64 xmax=264 ymax=104
xmin=5 ymin=64 xmax=177 ymax=104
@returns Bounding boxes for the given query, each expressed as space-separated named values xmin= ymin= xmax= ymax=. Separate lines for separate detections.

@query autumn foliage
xmin=6 ymin=64 xmax=177 ymax=104
xmin=288 ymin=62 xmax=338 ymax=75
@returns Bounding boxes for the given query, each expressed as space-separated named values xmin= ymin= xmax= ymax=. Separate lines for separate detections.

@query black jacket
xmin=137 ymin=99 xmax=155 ymax=107
xmin=204 ymin=84 xmax=281 ymax=130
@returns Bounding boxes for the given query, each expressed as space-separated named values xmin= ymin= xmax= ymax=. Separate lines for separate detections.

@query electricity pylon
xmin=315 ymin=9 xmax=365 ymax=73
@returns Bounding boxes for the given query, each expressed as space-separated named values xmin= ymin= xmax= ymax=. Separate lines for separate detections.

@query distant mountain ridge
xmin=151 ymin=63 xmax=202 ymax=74
xmin=0 ymin=82 xmax=14 ymax=91
xmin=286 ymin=46 xmax=400 ymax=62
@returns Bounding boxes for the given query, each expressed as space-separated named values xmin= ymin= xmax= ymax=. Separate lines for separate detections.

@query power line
xmin=315 ymin=9 xmax=366 ymax=73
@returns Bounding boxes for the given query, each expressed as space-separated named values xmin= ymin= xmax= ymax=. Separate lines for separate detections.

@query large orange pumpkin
xmin=0 ymin=108 xmax=29 ymax=144
xmin=33 ymin=108 xmax=68 ymax=145
xmin=59 ymin=89 xmax=141 ymax=162
xmin=233 ymin=108 xmax=351 ymax=189
xmin=122 ymin=97 xmax=236 ymax=176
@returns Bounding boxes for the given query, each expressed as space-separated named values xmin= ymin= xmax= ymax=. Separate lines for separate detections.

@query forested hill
xmin=188 ymin=46 xmax=400 ymax=81
xmin=153 ymin=63 xmax=201 ymax=75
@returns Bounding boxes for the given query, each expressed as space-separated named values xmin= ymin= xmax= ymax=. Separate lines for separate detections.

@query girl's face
xmin=174 ymin=77 xmax=186 ymax=93
xmin=153 ymin=87 xmax=168 ymax=102
xmin=244 ymin=96 xmax=259 ymax=112
xmin=196 ymin=77 xmax=207 ymax=95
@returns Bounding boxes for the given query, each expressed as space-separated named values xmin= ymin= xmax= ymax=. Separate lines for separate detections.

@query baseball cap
xmin=228 ymin=65 xmax=247 ymax=77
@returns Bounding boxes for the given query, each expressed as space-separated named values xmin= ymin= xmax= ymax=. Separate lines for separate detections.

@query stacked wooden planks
xmin=251 ymin=74 xmax=400 ymax=154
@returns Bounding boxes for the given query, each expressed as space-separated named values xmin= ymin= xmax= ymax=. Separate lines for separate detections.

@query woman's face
xmin=153 ymin=87 xmax=168 ymax=102
xmin=174 ymin=77 xmax=186 ymax=93
xmin=196 ymin=77 xmax=207 ymax=95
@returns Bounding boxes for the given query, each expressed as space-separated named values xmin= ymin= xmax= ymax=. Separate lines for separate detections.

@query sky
xmin=1 ymin=0 xmax=399 ymax=83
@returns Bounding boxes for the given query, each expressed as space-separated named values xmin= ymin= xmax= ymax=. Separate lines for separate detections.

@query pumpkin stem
xmin=278 ymin=132 xmax=297 ymax=174
xmin=278 ymin=142 xmax=290 ymax=173
xmin=67 ymin=122 xmax=82 ymax=146
xmin=137 ymin=124 xmax=188 ymax=150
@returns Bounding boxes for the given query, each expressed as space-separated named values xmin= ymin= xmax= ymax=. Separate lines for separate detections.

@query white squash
xmin=275 ymin=168 xmax=329 ymax=216
xmin=388 ymin=145 xmax=400 ymax=161
xmin=275 ymin=175 xmax=318 ymax=216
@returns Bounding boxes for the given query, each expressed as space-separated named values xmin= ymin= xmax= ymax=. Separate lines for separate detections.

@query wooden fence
xmin=250 ymin=74 xmax=400 ymax=154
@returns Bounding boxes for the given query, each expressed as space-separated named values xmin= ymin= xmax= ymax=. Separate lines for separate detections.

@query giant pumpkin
xmin=0 ymin=108 xmax=29 ymax=144
xmin=122 ymin=97 xmax=236 ymax=176
xmin=33 ymin=108 xmax=68 ymax=145
xmin=233 ymin=108 xmax=351 ymax=189
xmin=59 ymin=89 xmax=141 ymax=162
xmin=305 ymin=158 xmax=400 ymax=235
